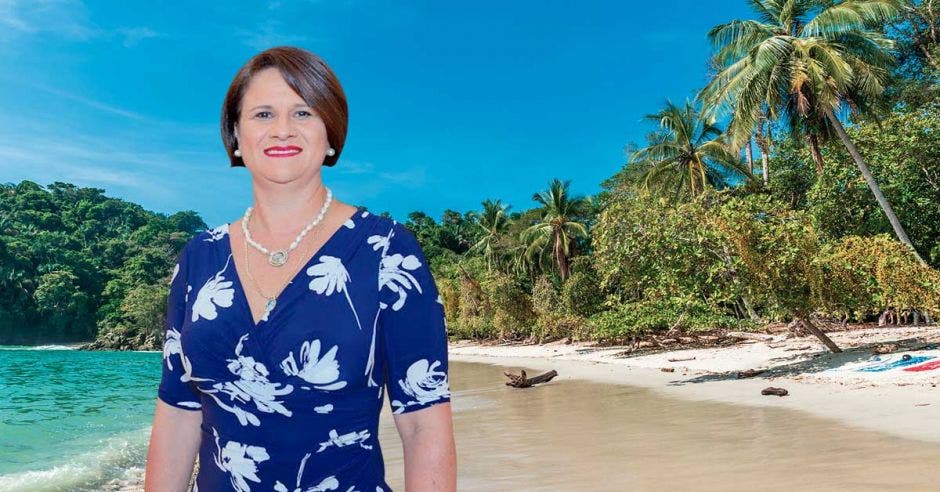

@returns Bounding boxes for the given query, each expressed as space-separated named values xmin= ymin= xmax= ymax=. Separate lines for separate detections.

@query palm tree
xmin=469 ymin=199 xmax=512 ymax=272
xmin=701 ymin=0 xmax=926 ymax=264
xmin=520 ymin=179 xmax=591 ymax=281
xmin=630 ymin=99 xmax=758 ymax=200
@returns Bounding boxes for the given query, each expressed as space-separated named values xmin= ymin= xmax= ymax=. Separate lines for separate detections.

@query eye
xmin=254 ymin=111 xmax=272 ymax=118
xmin=296 ymin=110 xmax=312 ymax=117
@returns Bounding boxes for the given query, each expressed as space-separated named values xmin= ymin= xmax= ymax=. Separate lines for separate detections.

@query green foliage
xmin=587 ymin=298 xmax=745 ymax=342
xmin=822 ymin=235 xmax=940 ymax=319
xmin=561 ymin=256 xmax=603 ymax=317
xmin=481 ymin=270 xmax=534 ymax=341
xmin=629 ymin=99 xmax=757 ymax=199
xmin=711 ymin=194 xmax=826 ymax=320
xmin=592 ymin=192 xmax=741 ymax=311
xmin=0 ymin=180 xmax=205 ymax=345
xmin=808 ymin=101 xmax=940 ymax=265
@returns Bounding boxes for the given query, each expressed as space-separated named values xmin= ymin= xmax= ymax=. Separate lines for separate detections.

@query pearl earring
xmin=234 ymin=149 xmax=242 ymax=157
xmin=326 ymin=147 xmax=335 ymax=157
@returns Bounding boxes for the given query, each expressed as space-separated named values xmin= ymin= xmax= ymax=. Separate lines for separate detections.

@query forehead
xmin=242 ymin=67 xmax=306 ymax=105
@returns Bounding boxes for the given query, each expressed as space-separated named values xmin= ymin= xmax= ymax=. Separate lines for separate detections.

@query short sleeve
xmin=157 ymin=241 xmax=203 ymax=411
xmin=378 ymin=222 xmax=452 ymax=415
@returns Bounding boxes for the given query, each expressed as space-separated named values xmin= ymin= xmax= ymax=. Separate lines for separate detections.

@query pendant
xmin=265 ymin=298 xmax=277 ymax=313
xmin=269 ymin=250 xmax=288 ymax=266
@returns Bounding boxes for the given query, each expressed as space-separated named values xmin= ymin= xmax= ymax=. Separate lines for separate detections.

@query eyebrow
xmin=246 ymin=103 xmax=311 ymax=112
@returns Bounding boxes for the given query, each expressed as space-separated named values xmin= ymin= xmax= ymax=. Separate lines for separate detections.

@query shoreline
xmin=449 ymin=324 xmax=940 ymax=444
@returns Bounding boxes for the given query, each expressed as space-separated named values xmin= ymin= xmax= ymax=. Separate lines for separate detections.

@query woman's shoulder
xmin=178 ymin=222 xmax=230 ymax=268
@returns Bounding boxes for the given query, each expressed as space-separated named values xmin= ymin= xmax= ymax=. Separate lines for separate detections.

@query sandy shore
xmin=449 ymin=324 xmax=940 ymax=444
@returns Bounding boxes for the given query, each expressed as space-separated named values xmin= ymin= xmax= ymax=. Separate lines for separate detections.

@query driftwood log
xmin=504 ymin=369 xmax=558 ymax=388
xmin=726 ymin=331 xmax=776 ymax=342
xmin=737 ymin=368 xmax=766 ymax=379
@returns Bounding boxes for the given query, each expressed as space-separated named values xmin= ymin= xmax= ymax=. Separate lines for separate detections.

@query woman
xmin=145 ymin=46 xmax=457 ymax=492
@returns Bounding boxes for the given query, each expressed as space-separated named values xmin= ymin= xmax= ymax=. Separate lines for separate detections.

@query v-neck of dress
xmin=225 ymin=205 xmax=365 ymax=330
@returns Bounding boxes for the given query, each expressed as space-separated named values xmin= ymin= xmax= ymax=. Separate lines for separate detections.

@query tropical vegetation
xmin=1 ymin=0 xmax=938 ymax=352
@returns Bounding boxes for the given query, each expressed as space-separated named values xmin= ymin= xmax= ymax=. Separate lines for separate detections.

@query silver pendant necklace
xmin=241 ymin=187 xmax=333 ymax=267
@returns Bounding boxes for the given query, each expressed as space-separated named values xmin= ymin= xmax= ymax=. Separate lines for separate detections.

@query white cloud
xmin=0 ymin=1 xmax=159 ymax=48
xmin=0 ymin=0 xmax=100 ymax=43
xmin=33 ymin=83 xmax=150 ymax=121
xmin=333 ymin=158 xmax=426 ymax=188
xmin=116 ymin=26 xmax=159 ymax=48
xmin=234 ymin=19 xmax=312 ymax=51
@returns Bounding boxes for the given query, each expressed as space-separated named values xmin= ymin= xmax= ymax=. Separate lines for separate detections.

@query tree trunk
xmin=755 ymin=123 xmax=770 ymax=185
xmin=721 ymin=244 xmax=759 ymax=321
xmin=798 ymin=316 xmax=842 ymax=353
xmin=807 ymin=133 xmax=824 ymax=176
xmin=554 ymin=231 xmax=570 ymax=280
xmin=744 ymin=137 xmax=755 ymax=175
xmin=823 ymin=108 xmax=927 ymax=266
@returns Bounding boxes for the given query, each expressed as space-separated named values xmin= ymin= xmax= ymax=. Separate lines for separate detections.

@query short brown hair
xmin=221 ymin=46 xmax=348 ymax=167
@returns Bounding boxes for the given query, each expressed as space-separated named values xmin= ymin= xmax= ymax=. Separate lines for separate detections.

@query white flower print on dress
xmin=314 ymin=404 xmax=333 ymax=414
xmin=204 ymin=222 xmax=230 ymax=242
xmin=378 ymin=252 xmax=423 ymax=311
xmin=364 ymin=225 xmax=424 ymax=394
xmin=163 ymin=327 xmax=182 ymax=371
xmin=211 ymin=426 xmax=269 ymax=492
xmin=163 ymin=327 xmax=204 ymax=409
xmin=273 ymin=453 xmax=339 ymax=492
xmin=201 ymin=333 xmax=294 ymax=426
xmin=316 ymin=428 xmax=373 ymax=453
xmin=306 ymin=255 xmax=363 ymax=330
xmin=192 ymin=253 xmax=236 ymax=323
xmin=170 ymin=262 xmax=180 ymax=285
xmin=390 ymin=359 xmax=451 ymax=415
xmin=280 ymin=339 xmax=347 ymax=391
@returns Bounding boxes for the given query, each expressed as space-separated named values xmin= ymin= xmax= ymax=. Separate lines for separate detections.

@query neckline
xmin=225 ymin=204 xmax=365 ymax=329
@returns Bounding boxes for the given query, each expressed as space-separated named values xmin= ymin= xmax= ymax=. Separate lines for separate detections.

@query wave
xmin=0 ymin=426 xmax=150 ymax=491
xmin=0 ymin=344 xmax=80 ymax=351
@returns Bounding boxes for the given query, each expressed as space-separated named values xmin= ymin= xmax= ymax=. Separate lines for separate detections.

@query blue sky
xmin=0 ymin=0 xmax=750 ymax=227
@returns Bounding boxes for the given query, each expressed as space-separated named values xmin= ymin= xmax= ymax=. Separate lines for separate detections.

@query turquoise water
xmin=0 ymin=345 xmax=163 ymax=490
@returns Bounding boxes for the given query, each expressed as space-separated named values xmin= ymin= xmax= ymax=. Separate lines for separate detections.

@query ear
xmin=234 ymin=124 xmax=239 ymax=141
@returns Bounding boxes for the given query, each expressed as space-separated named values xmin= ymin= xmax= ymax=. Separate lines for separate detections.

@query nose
xmin=271 ymin=113 xmax=295 ymax=139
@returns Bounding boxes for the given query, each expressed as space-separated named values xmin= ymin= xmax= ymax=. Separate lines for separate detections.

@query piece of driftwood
xmin=761 ymin=387 xmax=788 ymax=397
xmin=737 ymin=368 xmax=766 ymax=379
xmin=667 ymin=356 xmax=696 ymax=362
xmin=661 ymin=367 xmax=675 ymax=372
xmin=726 ymin=331 xmax=775 ymax=342
xmin=504 ymin=369 xmax=558 ymax=388
xmin=873 ymin=343 xmax=899 ymax=355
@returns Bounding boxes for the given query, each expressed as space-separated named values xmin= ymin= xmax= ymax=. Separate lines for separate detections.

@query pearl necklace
xmin=241 ymin=187 xmax=333 ymax=267
xmin=239 ymin=187 xmax=333 ymax=320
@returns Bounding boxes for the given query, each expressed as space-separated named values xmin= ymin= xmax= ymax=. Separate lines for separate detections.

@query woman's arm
xmin=393 ymin=402 xmax=457 ymax=492
xmin=144 ymin=398 xmax=203 ymax=492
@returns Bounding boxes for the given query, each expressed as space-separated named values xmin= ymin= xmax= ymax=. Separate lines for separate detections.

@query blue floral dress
xmin=158 ymin=205 xmax=452 ymax=492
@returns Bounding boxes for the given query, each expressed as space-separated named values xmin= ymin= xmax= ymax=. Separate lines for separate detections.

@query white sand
xmin=449 ymin=324 xmax=940 ymax=443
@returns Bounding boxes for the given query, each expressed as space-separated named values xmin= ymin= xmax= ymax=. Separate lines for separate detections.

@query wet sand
xmin=378 ymin=360 xmax=940 ymax=491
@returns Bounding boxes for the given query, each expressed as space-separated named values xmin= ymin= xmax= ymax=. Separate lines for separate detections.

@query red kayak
xmin=904 ymin=359 xmax=940 ymax=372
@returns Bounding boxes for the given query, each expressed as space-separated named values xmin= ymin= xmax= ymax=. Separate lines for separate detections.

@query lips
xmin=263 ymin=146 xmax=303 ymax=157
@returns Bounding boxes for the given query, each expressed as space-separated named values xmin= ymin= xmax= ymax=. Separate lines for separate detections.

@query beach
xmin=449 ymin=324 xmax=940 ymax=444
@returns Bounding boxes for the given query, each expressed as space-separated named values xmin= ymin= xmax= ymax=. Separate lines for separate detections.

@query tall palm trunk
xmin=755 ymin=123 xmax=770 ymax=185
xmin=807 ymin=133 xmax=825 ymax=175
xmin=823 ymin=108 xmax=927 ymax=266
xmin=554 ymin=230 xmax=570 ymax=280
xmin=744 ymin=137 xmax=755 ymax=175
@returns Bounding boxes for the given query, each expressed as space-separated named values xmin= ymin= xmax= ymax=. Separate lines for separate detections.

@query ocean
xmin=0 ymin=345 xmax=162 ymax=490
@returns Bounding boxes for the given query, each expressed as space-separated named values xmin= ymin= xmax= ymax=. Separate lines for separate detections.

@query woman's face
xmin=234 ymin=67 xmax=330 ymax=183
